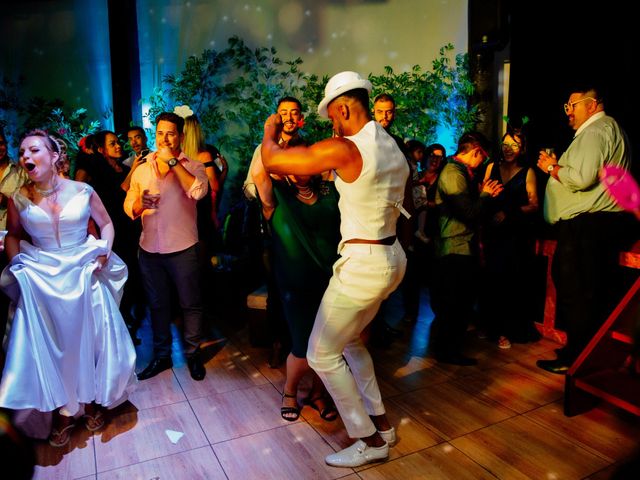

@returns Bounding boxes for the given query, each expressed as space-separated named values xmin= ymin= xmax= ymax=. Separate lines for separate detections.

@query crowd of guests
xmin=0 ymin=77 xmax=634 ymax=469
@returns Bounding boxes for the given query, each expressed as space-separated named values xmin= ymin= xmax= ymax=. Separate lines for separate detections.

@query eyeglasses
xmin=563 ymin=97 xmax=597 ymax=114
xmin=502 ymin=142 xmax=521 ymax=150
xmin=474 ymin=146 xmax=490 ymax=162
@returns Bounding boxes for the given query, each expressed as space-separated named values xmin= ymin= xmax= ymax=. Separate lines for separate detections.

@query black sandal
xmin=281 ymin=392 xmax=300 ymax=421
xmin=303 ymin=395 xmax=339 ymax=421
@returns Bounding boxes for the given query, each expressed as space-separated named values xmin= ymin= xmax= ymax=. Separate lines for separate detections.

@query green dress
xmin=270 ymin=179 xmax=341 ymax=358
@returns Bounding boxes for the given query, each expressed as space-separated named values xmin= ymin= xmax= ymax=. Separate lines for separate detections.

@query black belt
xmin=344 ymin=235 xmax=396 ymax=245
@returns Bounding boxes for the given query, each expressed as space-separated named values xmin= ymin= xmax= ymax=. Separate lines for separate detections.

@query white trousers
xmin=307 ymin=240 xmax=406 ymax=438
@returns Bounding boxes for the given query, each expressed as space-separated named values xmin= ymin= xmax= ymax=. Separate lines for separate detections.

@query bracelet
xmin=203 ymin=161 xmax=214 ymax=168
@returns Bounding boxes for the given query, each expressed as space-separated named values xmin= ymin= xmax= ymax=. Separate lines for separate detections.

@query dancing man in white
xmin=261 ymin=71 xmax=410 ymax=467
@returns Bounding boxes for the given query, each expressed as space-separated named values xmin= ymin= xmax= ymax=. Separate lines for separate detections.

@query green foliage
xmin=369 ymin=44 xmax=478 ymax=143
xmin=145 ymin=36 xmax=332 ymax=206
xmin=0 ymin=76 xmax=27 ymax=154
xmin=44 ymin=108 xmax=101 ymax=156
xmin=146 ymin=38 xmax=479 ymax=209
xmin=0 ymin=77 xmax=23 ymax=128
xmin=0 ymin=76 xmax=102 ymax=169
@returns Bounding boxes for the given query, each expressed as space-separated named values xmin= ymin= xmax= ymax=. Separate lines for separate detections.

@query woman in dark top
xmin=481 ymin=128 xmax=540 ymax=348
xmin=75 ymin=130 xmax=144 ymax=341
xmin=420 ymin=143 xmax=446 ymax=244
xmin=182 ymin=114 xmax=228 ymax=252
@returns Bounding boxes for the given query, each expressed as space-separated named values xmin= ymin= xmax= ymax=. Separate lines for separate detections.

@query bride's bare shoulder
xmin=62 ymin=178 xmax=92 ymax=193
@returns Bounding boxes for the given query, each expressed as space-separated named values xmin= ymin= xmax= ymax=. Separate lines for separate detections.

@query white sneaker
xmin=378 ymin=427 xmax=397 ymax=447
xmin=325 ymin=439 xmax=389 ymax=467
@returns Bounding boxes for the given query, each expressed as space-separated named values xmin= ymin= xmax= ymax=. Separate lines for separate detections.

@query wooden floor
xmin=31 ymin=290 xmax=640 ymax=479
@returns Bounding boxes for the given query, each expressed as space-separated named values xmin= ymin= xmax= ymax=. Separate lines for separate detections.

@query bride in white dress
xmin=0 ymin=130 xmax=136 ymax=447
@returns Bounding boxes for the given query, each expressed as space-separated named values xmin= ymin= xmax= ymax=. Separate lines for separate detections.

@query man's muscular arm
xmin=261 ymin=114 xmax=362 ymax=182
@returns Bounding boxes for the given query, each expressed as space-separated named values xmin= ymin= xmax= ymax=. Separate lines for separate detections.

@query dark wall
xmin=468 ymin=0 xmax=510 ymax=145
xmin=507 ymin=1 xmax=637 ymax=173
xmin=107 ymin=0 xmax=141 ymax=132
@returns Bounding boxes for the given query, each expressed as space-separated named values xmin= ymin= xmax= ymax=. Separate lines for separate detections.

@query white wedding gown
xmin=0 ymin=184 xmax=136 ymax=419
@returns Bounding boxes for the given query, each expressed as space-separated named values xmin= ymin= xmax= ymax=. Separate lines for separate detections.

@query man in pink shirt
xmin=124 ymin=112 xmax=208 ymax=381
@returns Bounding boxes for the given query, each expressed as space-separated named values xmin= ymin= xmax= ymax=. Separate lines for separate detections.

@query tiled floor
xmin=30 ymin=289 xmax=640 ymax=479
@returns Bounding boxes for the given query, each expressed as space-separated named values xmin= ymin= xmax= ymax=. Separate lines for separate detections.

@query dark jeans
xmin=116 ymin=241 xmax=146 ymax=329
xmin=139 ymin=244 xmax=203 ymax=358
xmin=553 ymin=212 xmax=632 ymax=363
xmin=430 ymin=253 xmax=479 ymax=356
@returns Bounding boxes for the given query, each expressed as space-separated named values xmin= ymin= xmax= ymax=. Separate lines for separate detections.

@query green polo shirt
xmin=544 ymin=113 xmax=629 ymax=224
xmin=434 ymin=160 xmax=490 ymax=257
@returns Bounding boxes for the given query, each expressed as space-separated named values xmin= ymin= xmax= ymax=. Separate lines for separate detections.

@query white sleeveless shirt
xmin=335 ymin=121 xmax=409 ymax=249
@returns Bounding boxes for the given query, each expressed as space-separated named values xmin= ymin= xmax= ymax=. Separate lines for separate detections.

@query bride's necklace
xmin=34 ymin=182 xmax=60 ymax=198
xmin=296 ymin=185 xmax=315 ymax=200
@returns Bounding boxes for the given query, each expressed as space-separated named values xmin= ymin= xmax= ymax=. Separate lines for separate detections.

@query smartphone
xmin=139 ymin=149 xmax=150 ymax=163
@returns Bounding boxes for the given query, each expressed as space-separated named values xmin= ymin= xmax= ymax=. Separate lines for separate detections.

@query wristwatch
xmin=547 ymin=164 xmax=556 ymax=173
xmin=168 ymin=158 xmax=178 ymax=168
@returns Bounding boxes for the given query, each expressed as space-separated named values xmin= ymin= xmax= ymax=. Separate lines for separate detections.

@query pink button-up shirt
xmin=124 ymin=151 xmax=207 ymax=253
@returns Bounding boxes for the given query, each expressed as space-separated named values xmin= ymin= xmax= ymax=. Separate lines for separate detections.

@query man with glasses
xmin=536 ymin=85 xmax=633 ymax=374
xmin=429 ymin=132 xmax=503 ymax=365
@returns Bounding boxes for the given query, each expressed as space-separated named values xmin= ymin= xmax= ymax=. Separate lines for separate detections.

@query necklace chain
xmin=295 ymin=185 xmax=315 ymax=200
xmin=35 ymin=182 xmax=60 ymax=198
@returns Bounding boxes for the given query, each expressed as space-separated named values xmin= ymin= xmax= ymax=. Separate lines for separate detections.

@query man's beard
xmin=283 ymin=122 xmax=297 ymax=134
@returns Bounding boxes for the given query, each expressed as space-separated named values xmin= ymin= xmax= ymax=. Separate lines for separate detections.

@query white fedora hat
xmin=317 ymin=71 xmax=372 ymax=119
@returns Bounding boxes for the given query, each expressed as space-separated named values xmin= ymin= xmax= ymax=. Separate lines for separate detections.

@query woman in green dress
xmin=250 ymin=115 xmax=341 ymax=421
